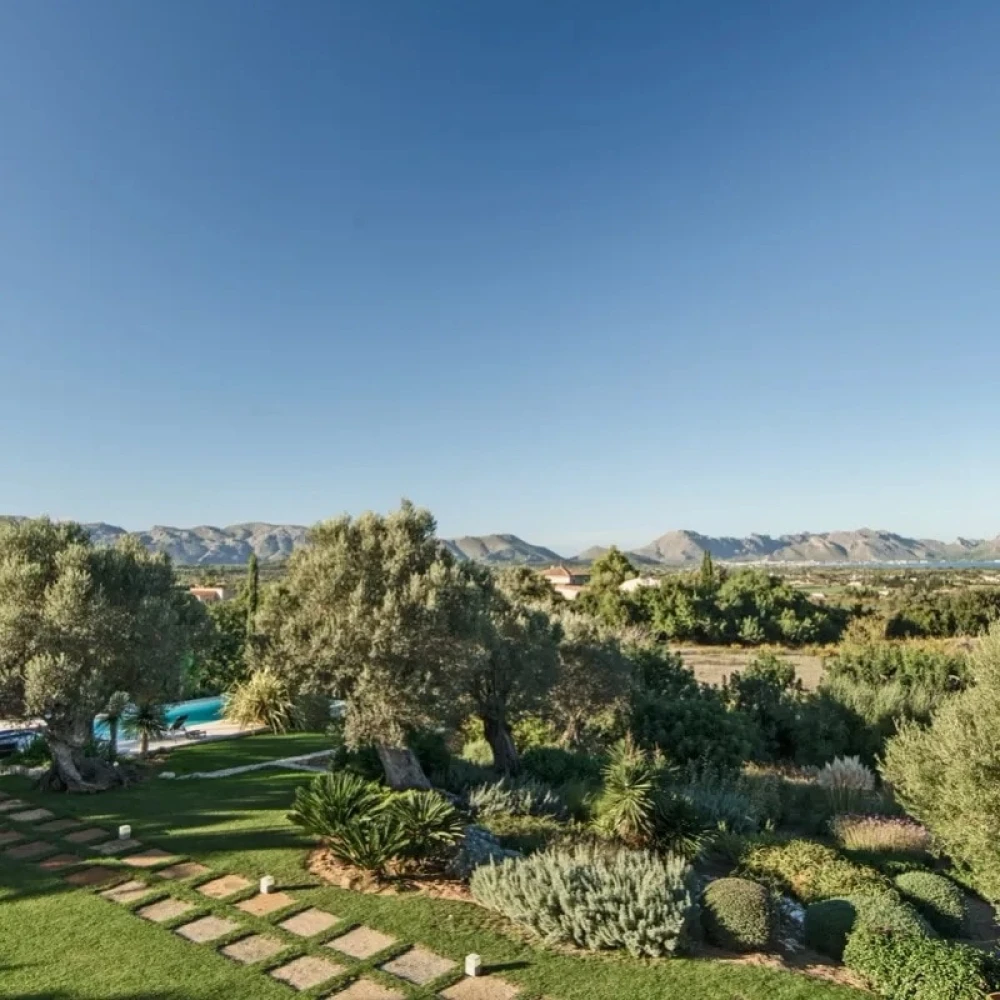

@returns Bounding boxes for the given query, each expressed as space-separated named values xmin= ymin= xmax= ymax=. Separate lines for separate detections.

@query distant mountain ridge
xmin=4 ymin=517 xmax=999 ymax=566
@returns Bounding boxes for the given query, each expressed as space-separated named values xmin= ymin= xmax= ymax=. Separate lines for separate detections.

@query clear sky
xmin=1 ymin=1 xmax=998 ymax=554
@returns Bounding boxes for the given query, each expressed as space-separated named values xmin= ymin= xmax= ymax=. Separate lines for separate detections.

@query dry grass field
xmin=673 ymin=645 xmax=829 ymax=690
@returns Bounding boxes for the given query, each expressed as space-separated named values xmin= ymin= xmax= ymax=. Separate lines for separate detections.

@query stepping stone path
xmin=122 ymin=848 xmax=174 ymax=867
xmin=440 ymin=978 xmax=522 ymax=1000
xmin=102 ymin=880 xmax=155 ymax=904
xmin=236 ymin=891 xmax=296 ymax=916
xmin=5 ymin=839 xmax=55 ymax=860
xmin=279 ymin=907 xmax=339 ymax=937
xmin=198 ymin=874 xmax=252 ymax=898
xmin=0 ymin=799 xmax=29 ymax=812
xmin=64 ymin=866 xmax=118 ymax=887
xmin=65 ymin=827 xmax=109 ymax=844
xmin=176 ymin=915 xmax=241 ymax=943
xmin=327 ymin=927 xmax=398 ymax=960
xmin=39 ymin=853 xmax=82 ymax=871
xmin=36 ymin=818 xmax=81 ymax=832
xmin=221 ymin=933 xmax=287 ymax=964
xmin=329 ymin=979 xmax=405 ymax=1000
xmin=9 ymin=807 xmax=54 ymax=823
xmin=380 ymin=947 xmax=456 ymax=985
xmin=270 ymin=955 xmax=345 ymax=991
xmin=158 ymin=861 xmax=210 ymax=881
xmin=0 ymin=830 xmax=24 ymax=846
xmin=137 ymin=897 xmax=196 ymax=923
xmin=95 ymin=838 xmax=143 ymax=856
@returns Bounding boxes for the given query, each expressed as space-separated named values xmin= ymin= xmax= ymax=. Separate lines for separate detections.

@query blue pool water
xmin=93 ymin=695 xmax=224 ymax=739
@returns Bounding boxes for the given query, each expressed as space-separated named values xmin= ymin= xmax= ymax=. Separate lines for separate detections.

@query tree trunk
xmin=140 ymin=731 xmax=149 ymax=757
xmin=482 ymin=713 xmax=519 ymax=775
xmin=39 ymin=735 xmax=135 ymax=793
xmin=376 ymin=744 xmax=432 ymax=790
xmin=108 ymin=718 xmax=119 ymax=761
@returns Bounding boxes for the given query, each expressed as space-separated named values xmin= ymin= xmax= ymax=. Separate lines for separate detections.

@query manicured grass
xmin=160 ymin=731 xmax=333 ymax=775
xmin=0 ymin=734 xmax=864 ymax=1000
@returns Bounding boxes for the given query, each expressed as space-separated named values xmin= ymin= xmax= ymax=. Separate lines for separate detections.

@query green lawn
xmin=159 ymin=731 xmax=333 ymax=775
xmin=0 ymin=735 xmax=864 ymax=1000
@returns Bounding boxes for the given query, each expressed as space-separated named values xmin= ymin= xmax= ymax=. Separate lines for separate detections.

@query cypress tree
xmin=246 ymin=552 xmax=259 ymax=641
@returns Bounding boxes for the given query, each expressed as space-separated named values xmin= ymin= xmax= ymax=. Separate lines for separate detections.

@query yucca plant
xmin=102 ymin=690 xmax=131 ymax=760
xmin=225 ymin=668 xmax=296 ymax=733
xmin=595 ymin=736 xmax=670 ymax=846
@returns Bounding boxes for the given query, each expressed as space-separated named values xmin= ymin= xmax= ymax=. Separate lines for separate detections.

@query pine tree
xmin=699 ymin=550 xmax=715 ymax=590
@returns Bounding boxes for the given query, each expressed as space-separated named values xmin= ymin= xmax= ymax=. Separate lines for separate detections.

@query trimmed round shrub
xmin=470 ymin=844 xmax=696 ymax=958
xmin=843 ymin=926 xmax=994 ymax=1000
xmin=701 ymin=878 xmax=776 ymax=952
xmin=805 ymin=892 xmax=931 ymax=960
xmin=894 ymin=871 xmax=966 ymax=937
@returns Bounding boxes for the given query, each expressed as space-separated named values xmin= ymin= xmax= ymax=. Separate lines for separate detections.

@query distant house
xmin=619 ymin=575 xmax=660 ymax=593
xmin=189 ymin=586 xmax=232 ymax=604
xmin=540 ymin=564 xmax=590 ymax=601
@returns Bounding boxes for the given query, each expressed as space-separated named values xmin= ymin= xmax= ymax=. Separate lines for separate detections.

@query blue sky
xmin=1 ymin=1 xmax=998 ymax=554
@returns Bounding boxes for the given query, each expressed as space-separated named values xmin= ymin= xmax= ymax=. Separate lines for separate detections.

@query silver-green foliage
xmin=468 ymin=777 xmax=567 ymax=820
xmin=469 ymin=843 xmax=696 ymax=958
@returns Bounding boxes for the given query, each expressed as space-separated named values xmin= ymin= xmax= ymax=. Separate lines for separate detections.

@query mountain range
xmin=5 ymin=518 xmax=999 ymax=567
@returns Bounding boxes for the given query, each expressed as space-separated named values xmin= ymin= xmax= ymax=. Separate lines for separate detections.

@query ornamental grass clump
xmin=817 ymin=756 xmax=876 ymax=815
xmin=470 ymin=843 xmax=696 ymax=958
xmin=832 ymin=815 xmax=931 ymax=857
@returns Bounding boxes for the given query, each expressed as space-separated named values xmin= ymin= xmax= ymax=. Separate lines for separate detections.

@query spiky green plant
xmin=123 ymin=699 xmax=168 ymax=756
xmin=102 ymin=690 xmax=131 ymax=760
xmin=224 ymin=667 xmax=295 ymax=733
xmin=390 ymin=790 xmax=465 ymax=861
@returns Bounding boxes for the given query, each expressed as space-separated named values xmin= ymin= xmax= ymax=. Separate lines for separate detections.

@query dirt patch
xmin=692 ymin=942 xmax=867 ymax=990
xmin=674 ymin=645 xmax=827 ymax=690
xmin=308 ymin=848 xmax=473 ymax=902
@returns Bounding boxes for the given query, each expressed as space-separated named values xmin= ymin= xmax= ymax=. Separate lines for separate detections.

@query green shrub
xmin=843 ymin=926 xmax=994 ymax=1000
xmin=521 ymin=745 xmax=603 ymax=787
xmin=701 ymin=878 xmax=776 ymax=952
xmin=389 ymin=789 xmax=465 ymax=861
xmin=460 ymin=738 xmax=494 ymax=767
xmin=806 ymin=892 xmax=933 ymax=960
xmin=740 ymin=839 xmax=888 ymax=902
xmin=470 ymin=844 xmax=696 ymax=958
xmin=406 ymin=728 xmax=453 ymax=780
xmin=482 ymin=813 xmax=566 ymax=854
xmin=894 ymin=871 xmax=966 ymax=937
xmin=804 ymin=898 xmax=858 ymax=959
xmin=469 ymin=777 xmax=567 ymax=820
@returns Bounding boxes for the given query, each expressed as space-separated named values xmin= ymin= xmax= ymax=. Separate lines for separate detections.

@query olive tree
xmin=0 ymin=518 xmax=203 ymax=791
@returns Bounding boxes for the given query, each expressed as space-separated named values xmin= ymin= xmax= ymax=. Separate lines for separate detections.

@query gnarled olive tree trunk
xmin=482 ymin=713 xmax=519 ymax=775
xmin=38 ymin=722 xmax=137 ymax=793
xmin=375 ymin=744 xmax=431 ymax=790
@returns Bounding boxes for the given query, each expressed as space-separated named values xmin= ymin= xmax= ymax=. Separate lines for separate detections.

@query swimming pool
xmin=93 ymin=694 xmax=224 ymax=738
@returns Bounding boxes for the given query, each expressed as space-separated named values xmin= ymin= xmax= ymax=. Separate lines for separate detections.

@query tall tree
xmin=0 ymin=518 xmax=203 ymax=791
xmin=255 ymin=501 xmax=475 ymax=789
xmin=699 ymin=550 xmax=716 ymax=590
xmin=588 ymin=546 xmax=638 ymax=591
xmin=245 ymin=552 xmax=259 ymax=642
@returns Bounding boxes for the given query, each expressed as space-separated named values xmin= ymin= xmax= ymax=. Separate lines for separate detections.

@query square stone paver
xmin=122 ymin=848 xmax=174 ymax=867
xmin=327 ymin=927 xmax=398 ymax=960
xmin=197 ymin=874 xmax=252 ymax=898
xmin=137 ymin=897 xmax=195 ymax=923
xmin=175 ymin=914 xmax=241 ymax=943
xmin=0 ymin=830 xmax=24 ymax=846
xmin=64 ymin=866 xmax=119 ymax=887
xmin=0 ymin=799 xmax=29 ymax=812
xmin=101 ymin=879 xmax=154 ymax=904
xmin=380 ymin=947 xmax=456 ymax=985
xmin=270 ymin=955 xmax=345 ymax=991
xmin=9 ymin=808 xmax=55 ymax=823
xmin=37 ymin=818 xmax=81 ymax=832
xmin=236 ymin=891 xmax=296 ymax=917
xmin=221 ymin=933 xmax=287 ymax=964
xmin=280 ymin=907 xmax=339 ymax=938
xmin=65 ymin=827 xmax=109 ymax=844
xmin=327 ymin=979 xmax=405 ymax=1000
xmin=440 ymin=977 xmax=522 ymax=1000
xmin=5 ymin=839 xmax=54 ymax=860
xmin=94 ymin=838 xmax=143 ymax=856
xmin=39 ymin=853 xmax=82 ymax=871
xmin=158 ymin=861 xmax=211 ymax=881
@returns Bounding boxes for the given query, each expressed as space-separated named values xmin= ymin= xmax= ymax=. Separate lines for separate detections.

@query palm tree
xmin=102 ymin=691 xmax=131 ymax=760
xmin=123 ymin=699 xmax=169 ymax=756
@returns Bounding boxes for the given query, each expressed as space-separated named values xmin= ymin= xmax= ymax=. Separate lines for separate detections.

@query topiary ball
xmin=804 ymin=897 xmax=858 ymax=959
xmin=894 ymin=870 xmax=967 ymax=937
xmin=701 ymin=877 xmax=776 ymax=953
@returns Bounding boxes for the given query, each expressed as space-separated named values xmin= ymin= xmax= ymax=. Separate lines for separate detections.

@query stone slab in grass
xmin=5 ymin=839 xmax=55 ymax=860
xmin=440 ymin=977 xmax=522 ymax=1000
xmin=101 ymin=879 xmax=154 ymax=904
xmin=327 ymin=979 xmax=405 ymax=1000
xmin=175 ymin=915 xmax=241 ymax=943
xmin=158 ymin=861 xmax=211 ymax=881
xmin=270 ymin=955 xmax=345 ymax=991
xmin=36 ymin=818 xmax=81 ymax=832
xmin=64 ymin=866 xmax=119 ymax=888
xmin=0 ymin=799 xmax=29 ymax=812
xmin=65 ymin=827 xmax=110 ymax=845
xmin=327 ymin=927 xmax=398 ymax=960
xmin=197 ymin=874 xmax=252 ymax=899
xmin=280 ymin=907 xmax=339 ymax=938
xmin=236 ymin=891 xmax=296 ymax=917
xmin=221 ymin=933 xmax=287 ymax=965
xmin=380 ymin=947 xmax=456 ymax=986
xmin=9 ymin=808 xmax=54 ymax=823
xmin=137 ymin=897 xmax=196 ymax=923
xmin=122 ymin=848 xmax=175 ymax=868
xmin=94 ymin=838 xmax=143 ymax=856
xmin=0 ymin=830 xmax=25 ymax=846
xmin=39 ymin=853 xmax=82 ymax=871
